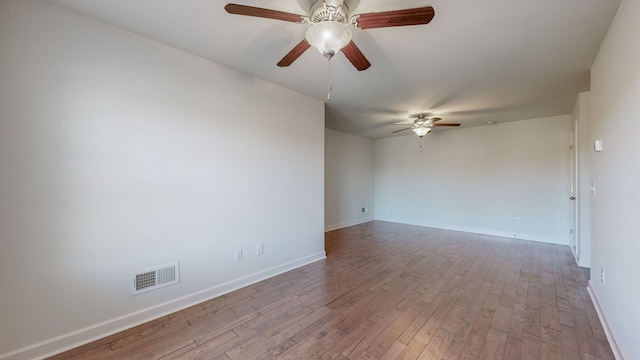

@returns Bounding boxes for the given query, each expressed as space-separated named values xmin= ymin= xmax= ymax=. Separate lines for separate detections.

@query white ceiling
xmin=48 ymin=0 xmax=620 ymax=139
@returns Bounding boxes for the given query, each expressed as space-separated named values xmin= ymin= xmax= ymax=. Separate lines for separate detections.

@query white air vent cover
xmin=131 ymin=261 xmax=179 ymax=295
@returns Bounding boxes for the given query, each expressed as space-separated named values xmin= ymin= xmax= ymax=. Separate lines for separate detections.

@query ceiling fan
xmin=224 ymin=0 xmax=435 ymax=71
xmin=392 ymin=114 xmax=461 ymax=137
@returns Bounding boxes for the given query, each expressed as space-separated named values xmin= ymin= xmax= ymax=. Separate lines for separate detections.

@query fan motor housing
xmin=309 ymin=0 xmax=349 ymax=23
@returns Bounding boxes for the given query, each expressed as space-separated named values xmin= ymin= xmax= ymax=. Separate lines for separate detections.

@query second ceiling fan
xmin=393 ymin=114 xmax=461 ymax=137
xmin=225 ymin=0 xmax=435 ymax=71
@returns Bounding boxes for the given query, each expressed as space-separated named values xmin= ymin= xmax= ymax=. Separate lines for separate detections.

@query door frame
xmin=570 ymin=120 xmax=579 ymax=263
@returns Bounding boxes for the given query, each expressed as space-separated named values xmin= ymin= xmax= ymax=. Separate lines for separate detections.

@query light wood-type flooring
xmin=48 ymin=221 xmax=614 ymax=360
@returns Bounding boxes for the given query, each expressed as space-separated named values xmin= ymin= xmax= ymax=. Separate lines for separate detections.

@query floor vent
xmin=131 ymin=261 xmax=179 ymax=295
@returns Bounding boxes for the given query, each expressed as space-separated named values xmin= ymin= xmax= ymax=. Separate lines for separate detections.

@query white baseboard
xmin=587 ymin=281 xmax=627 ymax=360
xmin=325 ymin=218 xmax=374 ymax=232
xmin=0 ymin=252 xmax=326 ymax=360
xmin=375 ymin=218 xmax=568 ymax=245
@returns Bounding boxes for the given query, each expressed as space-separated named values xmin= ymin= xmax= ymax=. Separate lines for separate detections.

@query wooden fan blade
xmin=341 ymin=41 xmax=371 ymax=71
xmin=277 ymin=39 xmax=311 ymax=67
xmin=354 ymin=6 xmax=435 ymax=29
xmin=432 ymin=123 xmax=461 ymax=127
xmin=392 ymin=127 xmax=412 ymax=133
xmin=225 ymin=3 xmax=304 ymax=23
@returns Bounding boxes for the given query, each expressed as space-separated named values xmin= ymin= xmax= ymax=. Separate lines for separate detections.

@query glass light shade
xmin=306 ymin=21 xmax=352 ymax=59
xmin=413 ymin=127 xmax=431 ymax=137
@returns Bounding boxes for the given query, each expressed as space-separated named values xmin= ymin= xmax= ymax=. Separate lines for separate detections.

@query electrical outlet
xmin=515 ymin=217 xmax=521 ymax=224
xmin=601 ymin=268 xmax=605 ymax=284
xmin=234 ymin=248 xmax=243 ymax=262
xmin=362 ymin=207 xmax=368 ymax=214
xmin=256 ymin=243 xmax=264 ymax=256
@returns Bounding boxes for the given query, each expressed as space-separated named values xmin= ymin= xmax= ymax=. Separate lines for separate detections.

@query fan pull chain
xmin=327 ymin=58 xmax=333 ymax=101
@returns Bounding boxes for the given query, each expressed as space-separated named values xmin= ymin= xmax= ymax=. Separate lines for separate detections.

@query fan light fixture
xmin=306 ymin=21 xmax=352 ymax=59
xmin=412 ymin=127 xmax=431 ymax=137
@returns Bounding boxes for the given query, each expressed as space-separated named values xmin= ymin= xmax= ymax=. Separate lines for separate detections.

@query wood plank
xmin=502 ymin=320 xmax=524 ymax=360
xmin=490 ymin=304 xmax=513 ymax=333
xmin=168 ymin=331 xmax=237 ymax=360
xmin=380 ymin=341 xmax=406 ymax=360
xmin=540 ymin=326 xmax=564 ymax=360
xmin=541 ymin=302 xmax=562 ymax=332
xmin=417 ymin=328 xmax=454 ymax=359
xmin=440 ymin=320 xmax=473 ymax=359
xmin=478 ymin=328 xmax=508 ymax=360
xmin=521 ymin=332 xmax=542 ymax=360
xmin=396 ymin=338 xmax=426 ymax=360
xmin=560 ymin=324 xmax=582 ymax=360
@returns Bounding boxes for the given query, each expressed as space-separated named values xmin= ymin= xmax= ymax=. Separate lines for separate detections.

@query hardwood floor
xmin=48 ymin=221 xmax=614 ymax=360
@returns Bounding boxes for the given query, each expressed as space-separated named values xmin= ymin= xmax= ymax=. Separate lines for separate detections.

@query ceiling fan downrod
xmin=327 ymin=57 xmax=333 ymax=101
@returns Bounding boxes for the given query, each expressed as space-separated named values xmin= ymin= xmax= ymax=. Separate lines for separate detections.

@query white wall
xmin=589 ymin=0 xmax=640 ymax=358
xmin=375 ymin=116 xmax=571 ymax=244
xmin=325 ymin=129 xmax=375 ymax=231
xmin=0 ymin=1 xmax=325 ymax=359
